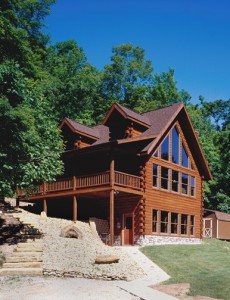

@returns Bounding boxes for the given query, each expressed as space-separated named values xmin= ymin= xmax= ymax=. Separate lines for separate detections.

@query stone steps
xmin=3 ymin=262 xmax=42 ymax=268
xmin=0 ymin=209 xmax=44 ymax=276
xmin=6 ymin=256 xmax=42 ymax=263
xmin=0 ymin=268 xmax=43 ymax=276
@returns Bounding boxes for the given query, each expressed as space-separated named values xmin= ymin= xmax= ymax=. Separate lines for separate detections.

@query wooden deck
xmin=17 ymin=170 xmax=142 ymax=198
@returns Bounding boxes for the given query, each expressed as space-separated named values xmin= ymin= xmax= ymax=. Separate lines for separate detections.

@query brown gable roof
xmin=92 ymin=124 xmax=110 ymax=145
xmin=103 ymin=103 xmax=151 ymax=127
xmin=60 ymin=102 xmax=212 ymax=180
xmin=60 ymin=118 xmax=100 ymax=140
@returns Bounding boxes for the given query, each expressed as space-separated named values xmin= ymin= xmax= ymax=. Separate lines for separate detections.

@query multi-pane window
xmin=152 ymin=210 xmax=195 ymax=236
xmin=152 ymin=210 xmax=158 ymax=232
xmin=181 ymin=214 xmax=188 ymax=234
xmin=172 ymin=127 xmax=179 ymax=164
xmin=182 ymin=143 xmax=189 ymax=168
xmin=152 ymin=165 xmax=195 ymax=197
xmin=171 ymin=213 xmax=178 ymax=234
xmin=161 ymin=167 xmax=169 ymax=190
xmin=161 ymin=136 xmax=169 ymax=161
xmin=191 ymin=176 xmax=195 ymax=196
xmin=190 ymin=215 xmax=195 ymax=235
xmin=182 ymin=173 xmax=188 ymax=194
xmin=172 ymin=170 xmax=179 ymax=192
xmin=153 ymin=164 xmax=158 ymax=187
xmin=161 ymin=211 xmax=168 ymax=233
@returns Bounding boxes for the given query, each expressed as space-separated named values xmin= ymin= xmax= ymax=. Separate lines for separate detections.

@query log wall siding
xmin=142 ymin=120 xmax=203 ymax=239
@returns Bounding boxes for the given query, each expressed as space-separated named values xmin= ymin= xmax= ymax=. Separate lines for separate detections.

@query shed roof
xmin=205 ymin=209 xmax=230 ymax=222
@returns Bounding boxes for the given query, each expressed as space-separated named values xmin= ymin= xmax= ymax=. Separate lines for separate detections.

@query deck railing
xmin=17 ymin=170 xmax=142 ymax=197
xmin=76 ymin=171 xmax=110 ymax=188
xmin=114 ymin=171 xmax=141 ymax=190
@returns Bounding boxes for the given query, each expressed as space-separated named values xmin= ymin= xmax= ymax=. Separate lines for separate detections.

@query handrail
xmin=17 ymin=170 xmax=142 ymax=197
xmin=76 ymin=171 xmax=110 ymax=188
xmin=114 ymin=171 xmax=141 ymax=190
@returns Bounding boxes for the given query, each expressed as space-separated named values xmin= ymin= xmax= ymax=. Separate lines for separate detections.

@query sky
xmin=45 ymin=0 xmax=230 ymax=103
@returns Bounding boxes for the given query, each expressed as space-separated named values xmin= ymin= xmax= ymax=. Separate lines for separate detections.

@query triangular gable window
xmin=154 ymin=124 xmax=195 ymax=170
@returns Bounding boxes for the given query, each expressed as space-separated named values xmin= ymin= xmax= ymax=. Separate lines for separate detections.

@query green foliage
xmin=102 ymin=44 xmax=153 ymax=109
xmin=43 ymin=40 xmax=101 ymax=124
xmin=0 ymin=1 xmax=63 ymax=197
xmin=152 ymin=68 xmax=191 ymax=106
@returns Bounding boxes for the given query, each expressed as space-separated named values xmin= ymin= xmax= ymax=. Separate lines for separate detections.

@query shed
xmin=203 ymin=209 xmax=230 ymax=240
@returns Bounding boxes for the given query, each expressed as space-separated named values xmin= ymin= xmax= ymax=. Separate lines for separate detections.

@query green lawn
xmin=141 ymin=239 xmax=230 ymax=300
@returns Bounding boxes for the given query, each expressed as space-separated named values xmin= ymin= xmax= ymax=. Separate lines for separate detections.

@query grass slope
xmin=141 ymin=239 xmax=230 ymax=300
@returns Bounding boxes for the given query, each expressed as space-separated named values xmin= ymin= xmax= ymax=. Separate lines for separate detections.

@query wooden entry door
xmin=124 ymin=214 xmax=133 ymax=245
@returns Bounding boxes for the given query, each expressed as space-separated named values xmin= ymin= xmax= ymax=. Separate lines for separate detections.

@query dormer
xmin=60 ymin=118 xmax=99 ymax=150
xmin=102 ymin=103 xmax=150 ymax=140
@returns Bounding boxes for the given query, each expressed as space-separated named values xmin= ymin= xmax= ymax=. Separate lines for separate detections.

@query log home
xmin=17 ymin=102 xmax=212 ymax=246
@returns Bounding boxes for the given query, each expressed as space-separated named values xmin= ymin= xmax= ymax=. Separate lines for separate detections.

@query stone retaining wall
xmin=134 ymin=235 xmax=201 ymax=246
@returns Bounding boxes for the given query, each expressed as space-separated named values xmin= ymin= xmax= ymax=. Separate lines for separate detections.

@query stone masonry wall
xmin=134 ymin=235 xmax=202 ymax=246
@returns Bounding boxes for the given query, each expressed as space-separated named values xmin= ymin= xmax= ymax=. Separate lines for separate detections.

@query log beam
xmin=73 ymin=195 xmax=77 ymax=222
xmin=110 ymin=190 xmax=114 ymax=246
xmin=43 ymin=199 xmax=47 ymax=215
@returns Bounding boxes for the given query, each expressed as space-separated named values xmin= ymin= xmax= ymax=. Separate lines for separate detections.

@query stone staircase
xmin=0 ymin=205 xmax=44 ymax=276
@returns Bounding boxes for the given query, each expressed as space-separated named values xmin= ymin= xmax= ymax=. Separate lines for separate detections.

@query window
xmin=172 ymin=170 xmax=179 ymax=192
xmin=190 ymin=215 xmax=195 ymax=235
xmin=154 ymin=150 xmax=158 ymax=157
xmin=182 ymin=173 xmax=188 ymax=194
xmin=161 ymin=167 xmax=169 ymax=190
xmin=171 ymin=213 xmax=178 ymax=234
xmin=161 ymin=136 xmax=169 ymax=161
xmin=182 ymin=143 xmax=189 ymax=168
xmin=172 ymin=127 xmax=179 ymax=164
xmin=191 ymin=176 xmax=195 ymax=196
xmin=161 ymin=211 xmax=168 ymax=233
xmin=181 ymin=214 xmax=188 ymax=235
xmin=152 ymin=210 xmax=158 ymax=232
xmin=153 ymin=164 xmax=158 ymax=187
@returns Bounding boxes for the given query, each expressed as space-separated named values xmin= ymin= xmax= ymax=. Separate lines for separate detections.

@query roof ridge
xmin=65 ymin=117 xmax=96 ymax=130
xmin=141 ymin=102 xmax=183 ymax=115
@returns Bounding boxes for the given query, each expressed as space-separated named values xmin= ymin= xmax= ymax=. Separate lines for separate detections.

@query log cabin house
xmin=17 ymin=102 xmax=212 ymax=246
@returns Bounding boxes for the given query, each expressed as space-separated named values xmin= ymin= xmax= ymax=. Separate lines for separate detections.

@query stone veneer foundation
xmin=134 ymin=235 xmax=202 ymax=246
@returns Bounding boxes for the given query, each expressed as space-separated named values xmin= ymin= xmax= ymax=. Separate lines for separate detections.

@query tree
xmin=188 ymin=99 xmax=230 ymax=213
xmin=0 ymin=0 xmax=56 ymax=78
xmin=43 ymin=40 xmax=102 ymax=124
xmin=0 ymin=0 xmax=64 ymax=200
xmin=101 ymin=44 xmax=154 ymax=110
xmin=152 ymin=68 xmax=191 ymax=106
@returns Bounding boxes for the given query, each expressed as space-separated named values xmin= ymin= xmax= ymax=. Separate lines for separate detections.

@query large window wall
xmin=152 ymin=124 xmax=196 ymax=198
xmin=154 ymin=124 xmax=195 ymax=170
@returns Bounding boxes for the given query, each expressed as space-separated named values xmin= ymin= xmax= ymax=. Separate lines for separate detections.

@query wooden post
xmin=73 ymin=195 xmax=77 ymax=222
xmin=73 ymin=176 xmax=77 ymax=190
xmin=110 ymin=157 xmax=115 ymax=187
xmin=43 ymin=199 xmax=47 ymax=215
xmin=16 ymin=198 xmax=20 ymax=208
xmin=110 ymin=189 xmax=114 ymax=246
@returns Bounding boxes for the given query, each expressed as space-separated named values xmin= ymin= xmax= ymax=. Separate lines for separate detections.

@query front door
xmin=124 ymin=214 xmax=133 ymax=245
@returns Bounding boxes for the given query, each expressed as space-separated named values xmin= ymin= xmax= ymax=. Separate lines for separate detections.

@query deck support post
xmin=110 ymin=189 xmax=114 ymax=246
xmin=16 ymin=197 xmax=20 ymax=208
xmin=73 ymin=195 xmax=77 ymax=222
xmin=43 ymin=199 xmax=47 ymax=215
xmin=110 ymin=156 xmax=114 ymax=187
